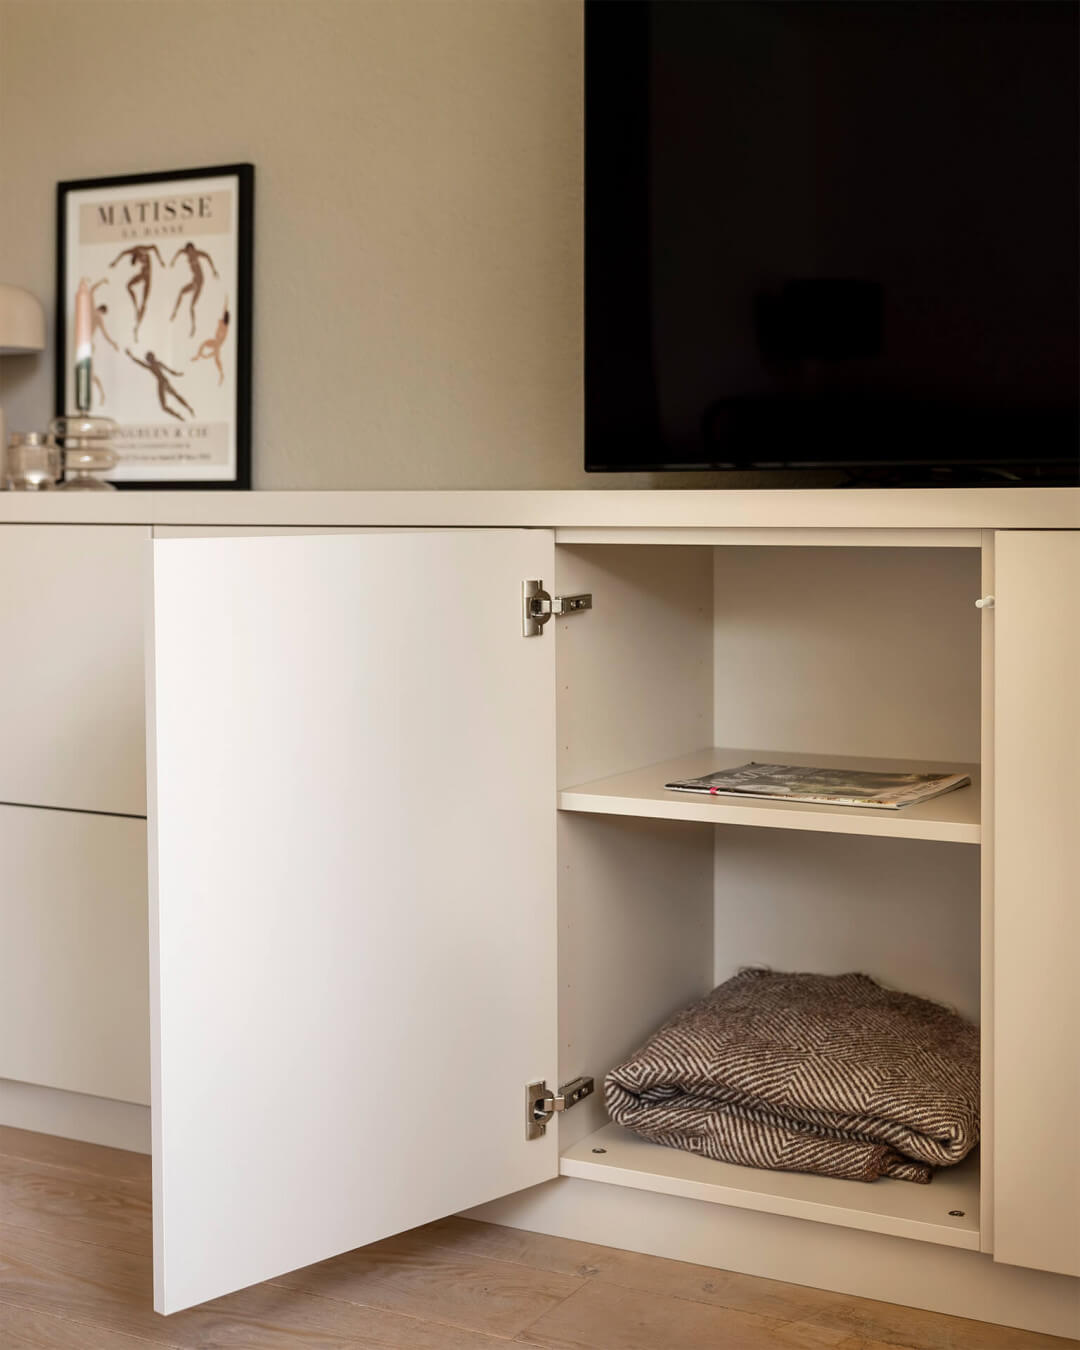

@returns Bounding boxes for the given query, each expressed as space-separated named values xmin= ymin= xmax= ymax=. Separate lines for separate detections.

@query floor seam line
xmin=0 ymin=1214 xmax=150 ymax=1258
xmin=509 ymin=1275 xmax=592 ymax=1345
xmin=0 ymin=1155 xmax=150 ymax=1188
xmin=0 ymin=1151 xmax=149 ymax=1187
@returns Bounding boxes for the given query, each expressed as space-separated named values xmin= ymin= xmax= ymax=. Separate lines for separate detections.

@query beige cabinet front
xmin=0 ymin=524 xmax=148 ymax=815
xmin=992 ymin=529 xmax=1080 ymax=1279
xmin=0 ymin=802 xmax=149 ymax=1104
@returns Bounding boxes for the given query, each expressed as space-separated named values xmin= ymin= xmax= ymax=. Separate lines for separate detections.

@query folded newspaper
xmin=663 ymin=762 xmax=971 ymax=810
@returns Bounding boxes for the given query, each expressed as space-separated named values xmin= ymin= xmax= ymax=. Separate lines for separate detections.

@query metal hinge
xmin=525 ymin=1076 xmax=595 ymax=1139
xmin=522 ymin=580 xmax=593 ymax=637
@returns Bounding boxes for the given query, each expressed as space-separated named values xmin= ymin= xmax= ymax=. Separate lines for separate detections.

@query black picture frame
xmin=56 ymin=163 xmax=253 ymax=490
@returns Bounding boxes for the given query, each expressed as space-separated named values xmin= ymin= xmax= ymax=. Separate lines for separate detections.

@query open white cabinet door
xmin=147 ymin=529 xmax=558 ymax=1313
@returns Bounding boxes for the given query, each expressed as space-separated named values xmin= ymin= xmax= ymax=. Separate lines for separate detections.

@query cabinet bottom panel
xmin=561 ymin=1124 xmax=979 ymax=1250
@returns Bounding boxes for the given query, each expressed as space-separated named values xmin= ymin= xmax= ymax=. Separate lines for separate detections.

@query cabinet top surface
xmin=0 ymin=487 xmax=1076 ymax=529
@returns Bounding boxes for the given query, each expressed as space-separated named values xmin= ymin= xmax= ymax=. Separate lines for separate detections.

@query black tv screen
xmin=585 ymin=1 xmax=1080 ymax=484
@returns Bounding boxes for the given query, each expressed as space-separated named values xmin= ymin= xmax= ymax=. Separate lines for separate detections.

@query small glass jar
xmin=5 ymin=431 xmax=60 ymax=490
xmin=50 ymin=415 xmax=119 ymax=491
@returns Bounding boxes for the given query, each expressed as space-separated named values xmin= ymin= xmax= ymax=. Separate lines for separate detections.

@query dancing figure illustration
xmin=170 ymin=242 xmax=219 ymax=337
xmin=90 ymin=280 xmax=119 ymax=352
xmin=191 ymin=305 xmax=230 ymax=385
xmin=125 ymin=348 xmax=194 ymax=421
xmin=92 ymin=373 xmax=106 ymax=407
xmin=109 ymin=245 xmax=164 ymax=340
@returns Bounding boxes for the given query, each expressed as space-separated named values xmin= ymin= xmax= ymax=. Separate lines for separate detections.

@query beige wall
xmin=0 ymin=0 xmax=655 ymax=489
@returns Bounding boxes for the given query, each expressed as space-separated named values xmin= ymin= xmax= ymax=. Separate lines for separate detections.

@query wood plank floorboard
xmin=0 ymin=1129 xmax=1072 ymax=1349
xmin=269 ymin=1231 xmax=587 ymax=1340
xmin=0 ymin=1155 xmax=150 ymax=1255
xmin=416 ymin=1215 xmax=850 ymax=1322
xmin=0 ymin=1300 xmax=173 ymax=1350
xmin=0 ymin=1128 xmax=151 ymax=1185
xmin=513 ymin=1278 xmax=882 ymax=1350
xmin=0 ymin=1222 xmax=505 ymax=1349
xmin=416 ymin=1216 xmax=1077 ymax=1350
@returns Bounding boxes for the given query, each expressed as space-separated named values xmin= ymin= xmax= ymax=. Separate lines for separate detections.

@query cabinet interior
xmin=552 ymin=541 xmax=983 ymax=1247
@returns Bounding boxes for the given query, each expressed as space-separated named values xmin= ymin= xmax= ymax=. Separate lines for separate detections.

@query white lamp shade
xmin=0 ymin=284 xmax=45 ymax=354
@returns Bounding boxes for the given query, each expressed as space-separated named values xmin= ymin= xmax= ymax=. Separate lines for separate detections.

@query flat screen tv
xmin=585 ymin=1 xmax=1080 ymax=485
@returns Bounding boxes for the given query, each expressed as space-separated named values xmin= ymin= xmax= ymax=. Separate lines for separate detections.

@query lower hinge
xmin=526 ymin=1076 xmax=595 ymax=1140
xmin=522 ymin=580 xmax=593 ymax=637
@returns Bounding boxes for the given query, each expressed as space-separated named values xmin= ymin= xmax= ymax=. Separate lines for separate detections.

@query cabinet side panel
xmin=556 ymin=545 xmax=714 ymax=787
xmin=557 ymin=815 xmax=714 ymax=1148
xmin=993 ymin=530 xmax=1080 ymax=1279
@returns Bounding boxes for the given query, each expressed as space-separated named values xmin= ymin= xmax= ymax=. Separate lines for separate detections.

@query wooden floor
xmin=0 ymin=1126 xmax=1071 ymax=1349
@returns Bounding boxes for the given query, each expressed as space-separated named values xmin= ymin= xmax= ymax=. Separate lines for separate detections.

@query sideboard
xmin=0 ymin=488 xmax=1075 ymax=1336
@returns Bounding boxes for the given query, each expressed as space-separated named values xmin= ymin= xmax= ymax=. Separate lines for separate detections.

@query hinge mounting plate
xmin=522 ymin=580 xmax=593 ymax=637
xmin=526 ymin=1076 xmax=595 ymax=1139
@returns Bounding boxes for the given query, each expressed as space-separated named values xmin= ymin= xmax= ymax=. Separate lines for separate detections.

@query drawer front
xmin=0 ymin=524 xmax=148 ymax=815
xmin=0 ymin=803 xmax=149 ymax=1104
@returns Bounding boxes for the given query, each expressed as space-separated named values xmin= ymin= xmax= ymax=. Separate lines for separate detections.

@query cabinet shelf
xmin=561 ymin=1124 xmax=980 ymax=1250
xmin=559 ymin=749 xmax=981 ymax=844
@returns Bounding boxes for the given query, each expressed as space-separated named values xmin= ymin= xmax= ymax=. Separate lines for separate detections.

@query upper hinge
xmin=526 ymin=1076 xmax=595 ymax=1139
xmin=522 ymin=580 xmax=593 ymax=637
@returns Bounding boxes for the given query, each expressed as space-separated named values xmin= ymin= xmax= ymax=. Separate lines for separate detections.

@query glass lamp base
xmin=49 ymin=414 xmax=119 ymax=490
xmin=56 ymin=474 xmax=117 ymax=492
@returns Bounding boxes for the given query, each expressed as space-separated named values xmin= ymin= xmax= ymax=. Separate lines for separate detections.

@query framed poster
xmin=56 ymin=164 xmax=253 ymax=489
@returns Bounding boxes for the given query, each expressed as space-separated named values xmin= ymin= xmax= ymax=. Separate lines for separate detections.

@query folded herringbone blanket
xmin=606 ymin=970 xmax=979 ymax=1184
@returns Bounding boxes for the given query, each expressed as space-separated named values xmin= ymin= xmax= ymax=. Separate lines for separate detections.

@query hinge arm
xmin=526 ymin=1076 xmax=595 ymax=1139
xmin=541 ymin=1076 xmax=595 ymax=1114
xmin=522 ymin=581 xmax=593 ymax=636
xmin=551 ymin=594 xmax=593 ymax=616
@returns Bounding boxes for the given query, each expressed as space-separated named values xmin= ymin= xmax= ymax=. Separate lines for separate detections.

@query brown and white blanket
xmin=605 ymin=970 xmax=979 ymax=1183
